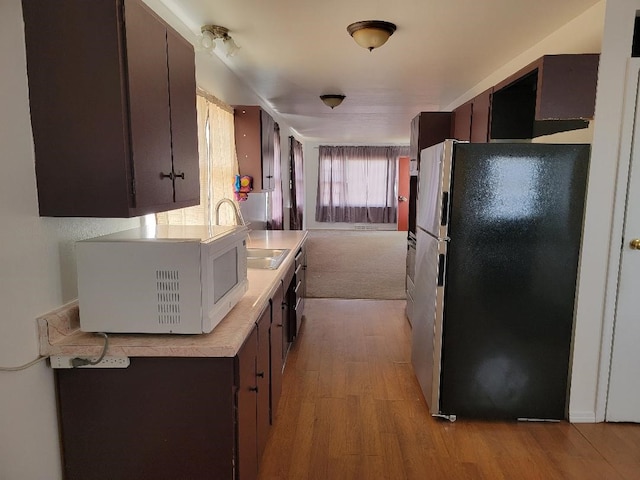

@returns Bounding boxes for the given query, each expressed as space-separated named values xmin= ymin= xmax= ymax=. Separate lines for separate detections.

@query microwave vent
xmin=156 ymin=270 xmax=181 ymax=325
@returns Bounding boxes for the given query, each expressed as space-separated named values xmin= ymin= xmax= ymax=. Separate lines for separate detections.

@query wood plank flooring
xmin=258 ymin=299 xmax=640 ymax=480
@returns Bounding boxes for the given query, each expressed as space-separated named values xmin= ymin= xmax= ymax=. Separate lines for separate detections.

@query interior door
xmin=397 ymin=156 xmax=410 ymax=231
xmin=606 ymin=60 xmax=640 ymax=422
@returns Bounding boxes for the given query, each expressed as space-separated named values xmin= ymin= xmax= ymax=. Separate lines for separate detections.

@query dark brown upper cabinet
xmin=470 ymin=88 xmax=492 ymax=143
xmin=452 ymin=101 xmax=473 ymax=142
xmin=409 ymin=112 xmax=453 ymax=164
xmin=234 ymin=106 xmax=276 ymax=192
xmin=490 ymin=54 xmax=599 ymax=140
xmin=452 ymin=88 xmax=492 ymax=143
xmin=22 ymin=0 xmax=199 ymax=217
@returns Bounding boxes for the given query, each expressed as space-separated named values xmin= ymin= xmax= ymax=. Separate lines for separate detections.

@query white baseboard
xmin=568 ymin=410 xmax=597 ymax=423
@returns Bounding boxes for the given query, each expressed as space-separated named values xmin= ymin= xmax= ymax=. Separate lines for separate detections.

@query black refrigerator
xmin=411 ymin=140 xmax=589 ymax=420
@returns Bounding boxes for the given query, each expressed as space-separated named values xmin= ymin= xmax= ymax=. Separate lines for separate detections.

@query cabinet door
xmin=453 ymin=101 xmax=472 ymax=141
xmin=124 ymin=0 xmax=174 ymax=211
xmin=409 ymin=114 xmax=420 ymax=161
xmin=256 ymin=306 xmax=271 ymax=465
xmin=261 ymin=110 xmax=275 ymax=191
xmin=235 ymin=107 xmax=264 ymax=189
xmin=470 ymin=89 xmax=492 ymax=143
xmin=295 ymin=245 xmax=307 ymax=318
xmin=270 ymin=281 xmax=285 ymax=423
xmin=56 ymin=358 xmax=235 ymax=480
xmin=22 ymin=0 xmax=133 ymax=217
xmin=237 ymin=328 xmax=258 ymax=480
xmin=167 ymin=28 xmax=200 ymax=206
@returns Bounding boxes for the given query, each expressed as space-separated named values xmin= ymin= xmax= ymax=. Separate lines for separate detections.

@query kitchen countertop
xmin=37 ymin=230 xmax=308 ymax=360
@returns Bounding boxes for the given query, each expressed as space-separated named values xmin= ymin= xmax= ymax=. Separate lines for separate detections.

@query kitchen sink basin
xmin=246 ymin=248 xmax=290 ymax=270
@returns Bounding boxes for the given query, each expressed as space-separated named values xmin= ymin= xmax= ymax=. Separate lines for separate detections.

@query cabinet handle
xmin=249 ymin=386 xmax=258 ymax=392
xmin=160 ymin=171 xmax=185 ymax=181
xmin=257 ymin=371 xmax=264 ymax=378
xmin=276 ymin=323 xmax=283 ymax=328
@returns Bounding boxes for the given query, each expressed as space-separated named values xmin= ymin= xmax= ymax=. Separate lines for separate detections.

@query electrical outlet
xmin=50 ymin=355 xmax=130 ymax=369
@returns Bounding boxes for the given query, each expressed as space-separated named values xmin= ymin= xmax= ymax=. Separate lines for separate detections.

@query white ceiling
xmin=158 ymin=0 xmax=602 ymax=144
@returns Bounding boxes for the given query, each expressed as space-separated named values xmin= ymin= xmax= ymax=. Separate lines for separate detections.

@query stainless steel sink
xmin=246 ymin=248 xmax=290 ymax=270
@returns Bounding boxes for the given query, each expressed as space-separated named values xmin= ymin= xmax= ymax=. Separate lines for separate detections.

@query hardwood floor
xmin=258 ymin=299 xmax=640 ymax=480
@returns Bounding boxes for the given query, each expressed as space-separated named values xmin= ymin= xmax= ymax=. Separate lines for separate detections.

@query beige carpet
xmin=305 ymin=230 xmax=407 ymax=299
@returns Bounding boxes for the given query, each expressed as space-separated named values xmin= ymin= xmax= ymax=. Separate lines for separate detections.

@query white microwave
xmin=76 ymin=225 xmax=248 ymax=334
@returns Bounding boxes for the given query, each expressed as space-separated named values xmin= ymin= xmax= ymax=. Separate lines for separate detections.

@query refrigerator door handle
xmin=441 ymin=192 xmax=450 ymax=226
xmin=437 ymin=254 xmax=446 ymax=287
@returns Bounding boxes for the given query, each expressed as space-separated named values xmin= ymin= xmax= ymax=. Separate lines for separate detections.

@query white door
xmin=606 ymin=60 xmax=640 ymax=422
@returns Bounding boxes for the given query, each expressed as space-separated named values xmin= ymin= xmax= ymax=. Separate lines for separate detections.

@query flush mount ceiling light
xmin=320 ymin=94 xmax=346 ymax=109
xmin=200 ymin=25 xmax=240 ymax=57
xmin=347 ymin=20 xmax=397 ymax=51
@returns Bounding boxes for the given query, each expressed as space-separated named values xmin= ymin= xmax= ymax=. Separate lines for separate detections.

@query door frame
xmin=596 ymin=58 xmax=640 ymax=420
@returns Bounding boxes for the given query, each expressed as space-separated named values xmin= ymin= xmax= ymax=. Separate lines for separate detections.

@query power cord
xmin=0 ymin=332 xmax=109 ymax=370
xmin=70 ymin=332 xmax=109 ymax=368
xmin=0 ymin=355 xmax=49 ymax=372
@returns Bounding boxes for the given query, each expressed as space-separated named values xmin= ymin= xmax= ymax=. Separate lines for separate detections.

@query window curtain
xmin=269 ymin=123 xmax=284 ymax=229
xmin=156 ymin=90 xmax=239 ymax=226
xmin=315 ymin=145 xmax=408 ymax=223
xmin=289 ymin=137 xmax=304 ymax=230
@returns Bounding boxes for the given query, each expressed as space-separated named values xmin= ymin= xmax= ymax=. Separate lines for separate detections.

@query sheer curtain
xmin=156 ymin=90 xmax=239 ymax=226
xmin=269 ymin=123 xmax=284 ymax=229
xmin=289 ymin=137 xmax=304 ymax=230
xmin=315 ymin=145 xmax=408 ymax=223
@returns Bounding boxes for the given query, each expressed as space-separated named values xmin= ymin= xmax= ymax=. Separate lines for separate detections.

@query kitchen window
xmin=315 ymin=145 xmax=407 ymax=223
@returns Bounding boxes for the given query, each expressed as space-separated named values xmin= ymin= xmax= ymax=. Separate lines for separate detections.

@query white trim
xmin=569 ymin=411 xmax=597 ymax=423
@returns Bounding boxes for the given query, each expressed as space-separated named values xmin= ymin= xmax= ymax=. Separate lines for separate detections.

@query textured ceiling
xmin=157 ymin=0 xmax=603 ymax=143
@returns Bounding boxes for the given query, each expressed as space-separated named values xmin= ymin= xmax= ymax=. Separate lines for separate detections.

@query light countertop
xmin=38 ymin=230 xmax=308 ymax=359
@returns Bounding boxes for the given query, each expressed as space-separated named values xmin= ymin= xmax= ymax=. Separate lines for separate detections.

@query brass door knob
xmin=630 ymin=239 xmax=640 ymax=250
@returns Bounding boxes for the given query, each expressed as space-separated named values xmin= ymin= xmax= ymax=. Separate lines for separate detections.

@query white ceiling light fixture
xmin=347 ymin=20 xmax=397 ymax=51
xmin=320 ymin=94 xmax=346 ymax=109
xmin=200 ymin=25 xmax=240 ymax=57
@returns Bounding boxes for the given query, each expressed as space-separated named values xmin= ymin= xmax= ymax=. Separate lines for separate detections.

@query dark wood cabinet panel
xmin=261 ymin=110 xmax=276 ymax=190
xmin=470 ymin=88 xmax=492 ymax=143
xmin=292 ymin=244 xmax=307 ymax=339
xmin=490 ymin=54 xmax=599 ymax=139
xmin=21 ymin=0 xmax=199 ymax=217
xmin=56 ymin=358 xmax=236 ymax=480
xmin=234 ymin=106 xmax=276 ymax=192
xmin=270 ymin=281 xmax=285 ymax=423
xmin=452 ymin=89 xmax=492 ymax=143
xmin=453 ymin=101 xmax=473 ymax=141
xmin=409 ymin=112 xmax=453 ymax=162
xmin=124 ymin=0 xmax=174 ymax=210
xmin=256 ymin=307 xmax=271 ymax=467
xmin=237 ymin=328 xmax=259 ymax=480
xmin=167 ymin=28 xmax=200 ymax=204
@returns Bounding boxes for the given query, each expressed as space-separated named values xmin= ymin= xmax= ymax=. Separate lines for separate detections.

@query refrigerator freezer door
xmin=416 ymin=140 xmax=454 ymax=238
xmin=416 ymin=143 xmax=444 ymax=236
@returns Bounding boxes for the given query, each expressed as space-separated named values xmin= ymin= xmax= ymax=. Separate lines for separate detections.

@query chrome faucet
xmin=214 ymin=197 xmax=246 ymax=226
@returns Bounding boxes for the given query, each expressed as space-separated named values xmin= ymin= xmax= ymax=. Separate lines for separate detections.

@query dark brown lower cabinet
xmin=269 ymin=281 xmax=285 ymax=423
xmin=255 ymin=306 xmax=271 ymax=473
xmin=56 ymin=308 xmax=274 ymax=480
